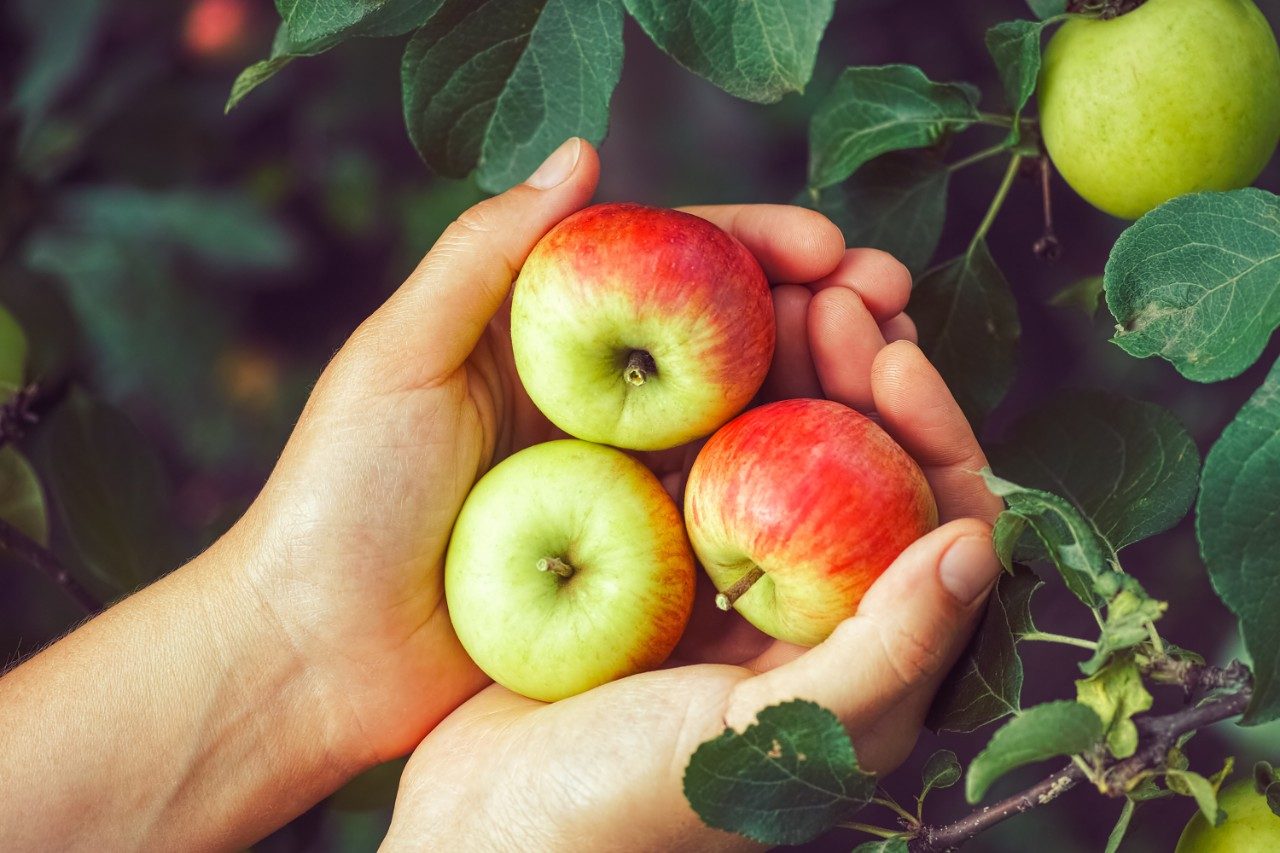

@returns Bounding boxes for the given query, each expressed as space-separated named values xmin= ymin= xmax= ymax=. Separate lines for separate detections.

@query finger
xmin=678 ymin=204 xmax=845 ymax=284
xmin=808 ymin=248 xmax=913 ymax=322
xmin=808 ymin=286 xmax=887 ymax=412
xmin=872 ymin=341 xmax=1004 ymax=524
xmin=351 ymin=138 xmax=600 ymax=390
xmin=724 ymin=518 xmax=1001 ymax=735
xmin=760 ymin=285 xmax=822 ymax=402
xmin=880 ymin=313 xmax=917 ymax=345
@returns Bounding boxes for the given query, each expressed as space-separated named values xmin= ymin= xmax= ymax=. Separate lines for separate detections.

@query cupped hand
xmin=379 ymin=150 xmax=1006 ymax=849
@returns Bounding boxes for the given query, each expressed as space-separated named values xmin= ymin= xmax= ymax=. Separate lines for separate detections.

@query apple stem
xmin=623 ymin=349 xmax=656 ymax=387
xmin=715 ymin=566 xmax=765 ymax=611
xmin=536 ymin=556 xmax=575 ymax=579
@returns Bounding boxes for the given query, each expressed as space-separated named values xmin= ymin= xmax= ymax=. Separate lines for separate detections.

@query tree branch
xmin=908 ymin=663 xmax=1254 ymax=851
xmin=0 ymin=516 xmax=103 ymax=616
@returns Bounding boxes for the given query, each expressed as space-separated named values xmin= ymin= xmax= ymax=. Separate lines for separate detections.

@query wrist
xmin=203 ymin=522 xmax=384 ymax=776
xmin=224 ymin=504 xmax=489 ymax=766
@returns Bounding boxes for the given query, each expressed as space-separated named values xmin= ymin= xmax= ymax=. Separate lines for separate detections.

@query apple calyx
xmin=536 ymin=556 xmax=575 ymax=579
xmin=623 ymin=349 xmax=657 ymax=387
xmin=715 ymin=565 xmax=765 ymax=611
xmin=1067 ymin=0 xmax=1144 ymax=18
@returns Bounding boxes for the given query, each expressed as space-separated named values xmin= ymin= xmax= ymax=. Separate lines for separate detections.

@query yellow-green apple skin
xmin=444 ymin=440 xmax=696 ymax=702
xmin=1175 ymin=779 xmax=1280 ymax=852
xmin=511 ymin=202 xmax=775 ymax=451
xmin=683 ymin=399 xmax=938 ymax=647
xmin=1038 ymin=0 xmax=1280 ymax=219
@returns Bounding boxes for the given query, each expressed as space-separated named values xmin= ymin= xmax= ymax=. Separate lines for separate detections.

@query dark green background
xmin=3 ymin=1 xmax=1278 ymax=849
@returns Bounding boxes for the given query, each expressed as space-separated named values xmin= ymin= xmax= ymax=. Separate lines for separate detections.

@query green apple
xmin=1038 ymin=0 xmax=1280 ymax=219
xmin=1175 ymin=778 xmax=1280 ymax=852
xmin=511 ymin=202 xmax=775 ymax=451
xmin=0 ymin=303 xmax=27 ymax=402
xmin=444 ymin=439 xmax=696 ymax=702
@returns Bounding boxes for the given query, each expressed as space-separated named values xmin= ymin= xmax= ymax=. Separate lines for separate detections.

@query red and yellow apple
xmin=511 ymin=203 xmax=775 ymax=451
xmin=445 ymin=439 xmax=696 ymax=701
xmin=684 ymin=399 xmax=938 ymax=646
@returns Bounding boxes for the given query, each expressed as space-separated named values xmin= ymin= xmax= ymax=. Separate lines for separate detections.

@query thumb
xmin=350 ymin=138 xmax=599 ymax=390
xmin=726 ymin=518 xmax=1002 ymax=733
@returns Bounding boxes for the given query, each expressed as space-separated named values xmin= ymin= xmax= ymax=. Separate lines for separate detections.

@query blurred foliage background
xmin=2 ymin=0 xmax=1279 ymax=850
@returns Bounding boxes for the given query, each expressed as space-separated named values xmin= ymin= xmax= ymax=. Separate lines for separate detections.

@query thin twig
xmin=910 ymin=763 xmax=1083 ymax=852
xmin=0 ymin=516 xmax=103 ymax=616
xmin=907 ymin=664 xmax=1254 ymax=851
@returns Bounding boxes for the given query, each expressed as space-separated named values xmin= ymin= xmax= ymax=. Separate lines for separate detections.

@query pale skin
xmin=0 ymin=138 xmax=1003 ymax=851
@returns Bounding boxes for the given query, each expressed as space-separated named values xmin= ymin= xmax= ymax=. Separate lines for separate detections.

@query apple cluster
xmin=444 ymin=203 xmax=938 ymax=702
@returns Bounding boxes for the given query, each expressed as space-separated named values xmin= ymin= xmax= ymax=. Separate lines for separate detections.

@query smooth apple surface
xmin=1175 ymin=779 xmax=1280 ymax=852
xmin=511 ymin=202 xmax=775 ymax=451
xmin=684 ymin=399 xmax=938 ymax=646
xmin=1038 ymin=0 xmax=1280 ymax=219
xmin=445 ymin=439 xmax=696 ymax=702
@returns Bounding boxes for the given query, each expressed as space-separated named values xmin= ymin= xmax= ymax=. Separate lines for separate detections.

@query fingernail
xmin=525 ymin=138 xmax=581 ymax=189
xmin=938 ymin=534 xmax=1001 ymax=605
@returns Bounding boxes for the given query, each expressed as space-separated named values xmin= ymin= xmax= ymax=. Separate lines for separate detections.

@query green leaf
xmin=1027 ymin=0 xmax=1067 ymax=17
xmin=1075 ymin=655 xmax=1153 ymax=758
xmin=982 ymin=470 xmax=1115 ymax=606
xmin=1106 ymin=189 xmax=1280 ymax=383
xmin=10 ymin=0 xmax=105 ymax=146
xmin=920 ymin=749 xmax=962 ymax=801
xmin=0 ymin=303 xmax=28 ymax=401
xmin=1080 ymin=575 xmax=1167 ymax=675
xmin=1129 ymin=776 xmax=1175 ymax=802
xmin=42 ymin=390 xmax=180 ymax=591
xmin=808 ymin=65 xmax=980 ymax=189
xmin=0 ymin=448 xmax=48 ymax=546
xmin=966 ymin=701 xmax=1103 ymax=803
xmin=1197 ymin=358 xmax=1280 ymax=724
xmin=928 ymin=565 xmax=1041 ymax=733
xmin=1050 ymin=275 xmax=1105 ymax=316
xmin=804 ymin=150 xmax=949 ymax=274
xmin=853 ymin=839 xmax=909 ymax=853
xmin=226 ymin=57 xmax=296 ymax=113
xmin=277 ymin=0 xmax=444 ymax=46
xmin=683 ymin=700 xmax=876 ymax=845
xmin=984 ymin=19 xmax=1048 ymax=119
xmin=54 ymin=186 xmax=301 ymax=274
xmin=624 ymin=0 xmax=834 ymax=103
xmin=0 ymin=270 xmax=81 ymax=393
xmin=910 ymin=241 xmax=1020 ymax=428
xmin=1104 ymin=798 xmax=1136 ymax=853
xmin=990 ymin=391 xmax=1200 ymax=551
xmin=991 ymin=513 xmax=1026 ymax=572
xmin=401 ymin=0 xmax=624 ymax=193
xmin=1167 ymin=770 xmax=1227 ymax=826
xmin=229 ymin=3 xmax=446 ymax=111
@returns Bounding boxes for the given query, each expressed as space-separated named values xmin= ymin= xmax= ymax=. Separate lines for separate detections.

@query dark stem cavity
xmin=716 ymin=566 xmax=765 ymax=611
xmin=623 ymin=349 xmax=657 ymax=387
xmin=537 ymin=556 xmax=575 ymax=579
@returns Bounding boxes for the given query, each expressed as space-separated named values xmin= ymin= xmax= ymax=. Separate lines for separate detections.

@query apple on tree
xmin=1038 ymin=0 xmax=1280 ymax=219
xmin=510 ymin=202 xmax=775 ymax=451
xmin=1175 ymin=776 xmax=1280 ymax=852
xmin=444 ymin=439 xmax=696 ymax=702
xmin=683 ymin=398 xmax=938 ymax=647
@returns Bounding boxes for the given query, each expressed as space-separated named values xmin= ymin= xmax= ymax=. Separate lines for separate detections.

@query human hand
xmin=380 ymin=192 xmax=1006 ymax=851
xmin=222 ymin=139 xmax=608 ymax=767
